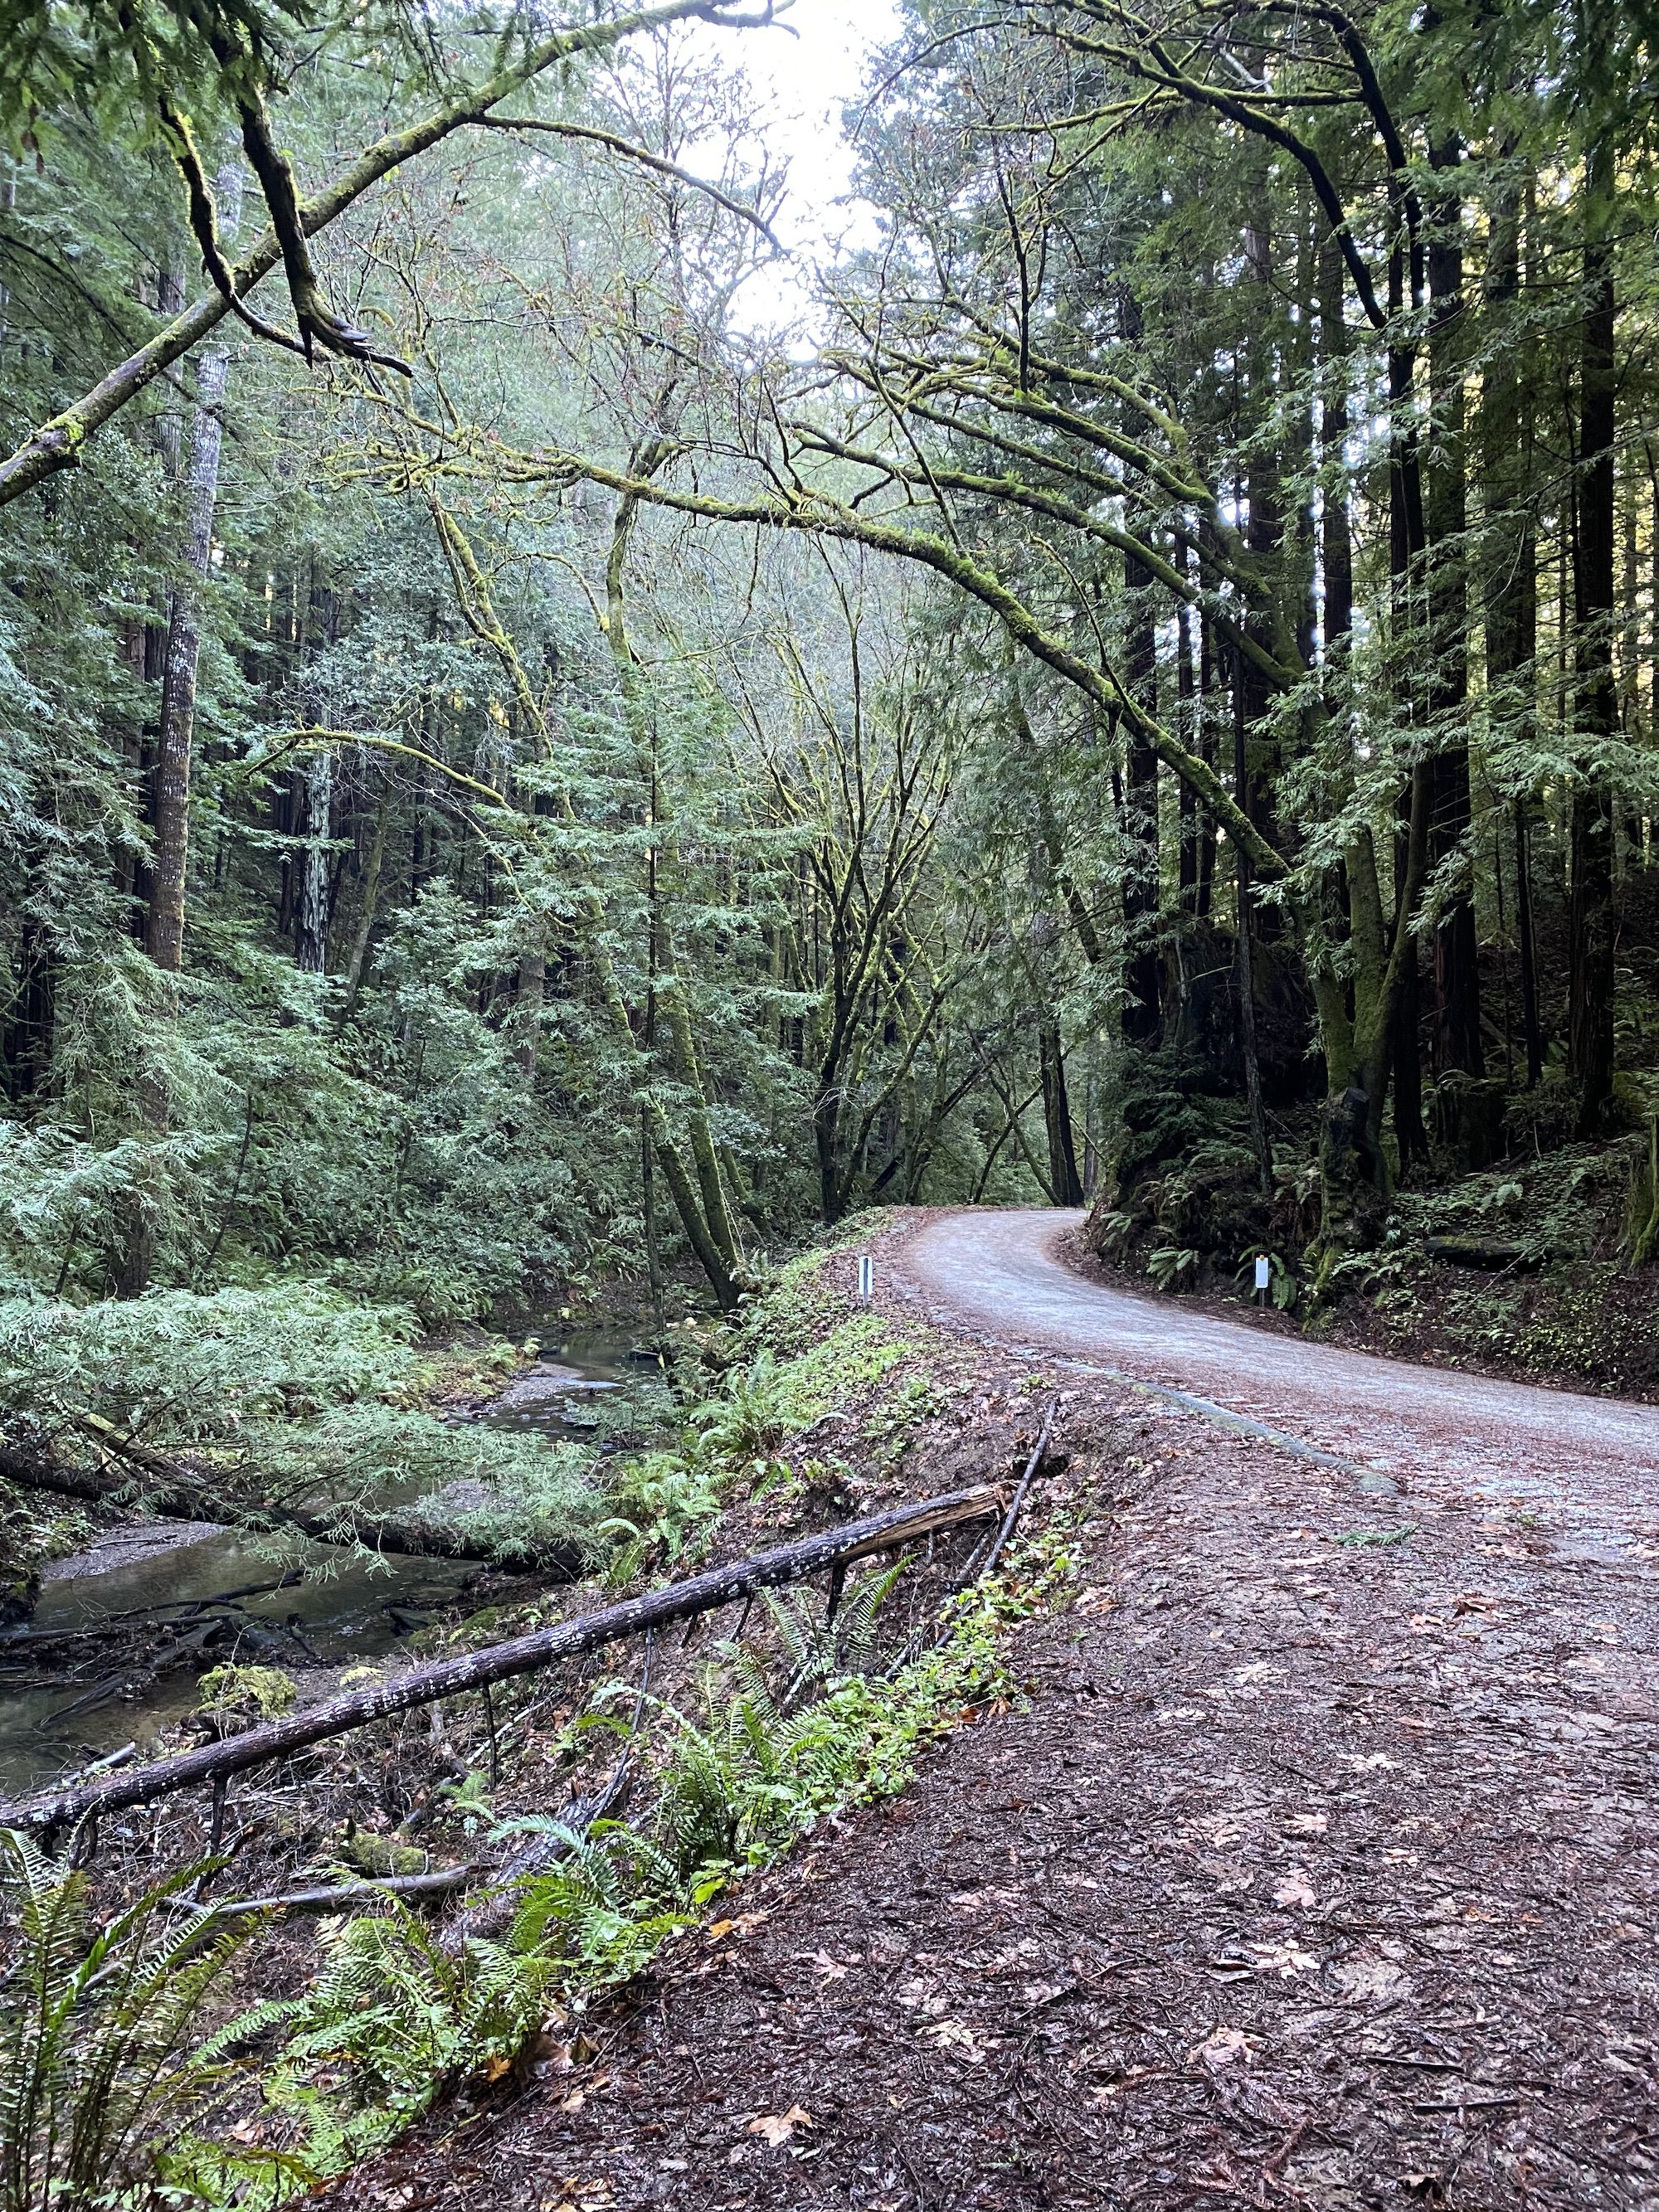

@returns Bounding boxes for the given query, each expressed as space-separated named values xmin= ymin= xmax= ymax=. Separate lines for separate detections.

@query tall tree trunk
xmin=1514 ymin=800 xmax=1544 ymax=1087
xmin=1318 ymin=236 xmax=1354 ymax=661
xmin=1196 ymin=608 xmax=1217 ymax=919
xmin=146 ymin=167 xmax=241 ymax=975
xmin=1233 ymin=654 xmax=1272 ymax=1194
xmin=338 ymin=776 xmax=388 ymax=1026
xmin=1175 ymin=542 xmax=1200 ymax=914
xmin=1481 ymin=165 xmax=1544 ymax=1091
xmin=295 ymin=747 xmax=332 ymax=973
xmin=1569 ymin=86 xmax=1618 ymax=1131
xmin=1423 ymin=134 xmax=1483 ymax=1084
xmin=1121 ymin=547 xmax=1161 ymax=1042
xmin=1038 ymin=1020 xmax=1084 ymax=1205
xmin=1387 ymin=237 xmax=1430 ymax=1168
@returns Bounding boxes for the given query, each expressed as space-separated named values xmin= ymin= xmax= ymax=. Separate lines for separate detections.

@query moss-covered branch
xmin=479 ymin=446 xmax=1290 ymax=885
xmin=0 ymin=0 xmax=765 ymax=507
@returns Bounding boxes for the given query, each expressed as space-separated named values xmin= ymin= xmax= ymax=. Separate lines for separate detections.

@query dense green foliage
xmin=2 ymin=0 xmax=1659 ymax=1527
xmin=5 ymin=11 xmax=1658 ymax=2193
xmin=0 ymin=1830 xmax=270 ymax=2212
xmin=2 ymin=1403 xmax=1075 ymax=2204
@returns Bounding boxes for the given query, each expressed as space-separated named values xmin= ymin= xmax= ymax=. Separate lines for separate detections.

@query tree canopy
xmin=2 ymin=0 xmax=1657 ymax=1325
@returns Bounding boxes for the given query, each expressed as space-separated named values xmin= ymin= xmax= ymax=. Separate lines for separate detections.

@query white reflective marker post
xmin=1254 ymin=1253 xmax=1270 ymax=1308
xmin=859 ymin=1254 xmax=873 ymax=1304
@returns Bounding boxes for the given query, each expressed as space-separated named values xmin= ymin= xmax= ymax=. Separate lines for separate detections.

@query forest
xmin=0 ymin=0 xmax=1656 ymax=2205
xmin=2 ymin=0 xmax=1658 ymax=1336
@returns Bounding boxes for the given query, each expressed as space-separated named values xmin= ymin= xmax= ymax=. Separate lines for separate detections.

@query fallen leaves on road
xmin=747 ymin=2107 xmax=812 ymax=2147
xmin=1194 ymin=2025 xmax=1258 ymax=2069
xmin=1286 ymin=1811 xmax=1330 ymax=1835
xmin=921 ymin=2018 xmax=997 ymax=2062
xmin=1249 ymin=1942 xmax=1321 ymax=1977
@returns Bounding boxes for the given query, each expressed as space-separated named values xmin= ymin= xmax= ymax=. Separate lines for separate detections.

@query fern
xmin=599 ymin=1439 xmax=725 ymax=1571
xmin=508 ymin=1826 xmax=691 ymax=1984
xmin=689 ymin=1353 xmax=793 ymax=1459
xmin=0 ymin=1830 xmax=265 ymax=2212
xmin=651 ymin=1667 xmax=869 ymax=1878
xmin=758 ymin=1558 xmax=904 ymax=1710
xmin=1146 ymin=1244 xmax=1199 ymax=1291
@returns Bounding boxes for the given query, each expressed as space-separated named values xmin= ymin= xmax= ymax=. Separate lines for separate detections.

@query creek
xmin=0 ymin=1330 xmax=647 ymax=1799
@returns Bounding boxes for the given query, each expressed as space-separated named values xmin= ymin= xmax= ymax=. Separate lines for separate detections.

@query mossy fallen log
xmin=1423 ymin=1236 xmax=1543 ymax=1271
xmin=0 ymin=1420 xmax=579 ymax=1575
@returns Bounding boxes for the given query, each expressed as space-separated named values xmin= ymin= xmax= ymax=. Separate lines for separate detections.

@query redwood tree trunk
xmin=1387 ymin=238 xmax=1429 ymax=1167
xmin=1423 ymin=134 xmax=1483 ymax=1084
xmin=1175 ymin=542 xmax=1200 ymax=913
xmin=1569 ymin=109 xmax=1618 ymax=1131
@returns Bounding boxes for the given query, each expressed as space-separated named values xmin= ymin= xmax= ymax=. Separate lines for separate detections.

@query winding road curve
xmin=892 ymin=1208 xmax=1659 ymax=1532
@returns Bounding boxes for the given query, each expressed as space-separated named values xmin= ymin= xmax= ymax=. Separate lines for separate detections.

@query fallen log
xmin=200 ymin=1866 xmax=476 ymax=1921
xmin=0 ymin=1427 xmax=578 ymax=1576
xmin=980 ymin=1396 xmax=1058 ymax=1580
xmin=173 ymin=1758 xmax=631 ymax=1932
xmin=1423 ymin=1236 xmax=1543 ymax=1273
xmin=0 ymin=1479 xmax=1015 ymax=1835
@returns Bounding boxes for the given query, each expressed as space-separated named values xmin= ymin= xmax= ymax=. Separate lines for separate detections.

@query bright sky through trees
xmin=682 ymin=0 xmax=901 ymax=331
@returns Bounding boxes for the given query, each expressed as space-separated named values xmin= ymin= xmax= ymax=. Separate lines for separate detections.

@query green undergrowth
xmin=1317 ymin=1139 xmax=1659 ymax=1393
xmin=729 ymin=1210 xmax=892 ymax=1358
xmin=230 ymin=1520 xmax=1074 ymax=2186
xmin=1096 ymin=1116 xmax=1659 ymax=1396
xmin=0 ymin=1282 xmax=603 ymax=1578
xmin=0 ymin=1218 xmax=1060 ymax=2207
xmin=596 ymin=1226 xmax=920 ymax=1576
xmin=2 ymin=1520 xmax=1080 ymax=2207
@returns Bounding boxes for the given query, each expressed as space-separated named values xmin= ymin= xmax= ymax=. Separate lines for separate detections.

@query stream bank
xmin=0 ymin=1327 xmax=653 ymax=1797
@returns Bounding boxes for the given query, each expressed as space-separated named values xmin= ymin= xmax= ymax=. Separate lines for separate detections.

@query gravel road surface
xmin=893 ymin=1208 xmax=1659 ymax=1533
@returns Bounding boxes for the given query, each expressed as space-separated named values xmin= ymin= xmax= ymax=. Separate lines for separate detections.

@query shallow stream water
xmin=0 ymin=1330 xmax=650 ymax=1799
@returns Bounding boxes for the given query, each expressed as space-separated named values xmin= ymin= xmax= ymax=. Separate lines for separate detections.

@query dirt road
xmin=333 ymin=1215 xmax=1659 ymax=2212
xmin=895 ymin=1208 xmax=1659 ymax=1531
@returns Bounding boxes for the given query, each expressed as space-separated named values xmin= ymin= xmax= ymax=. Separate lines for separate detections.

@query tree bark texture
xmin=1039 ymin=1021 xmax=1084 ymax=1205
xmin=1481 ymin=171 xmax=1545 ymax=1091
xmin=1569 ymin=97 xmax=1618 ymax=1133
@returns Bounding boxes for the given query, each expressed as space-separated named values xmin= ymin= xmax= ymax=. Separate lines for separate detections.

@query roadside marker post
xmin=858 ymin=1254 xmax=873 ymax=1304
xmin=1254 ymin=1254 xmax=1270 ymax=1308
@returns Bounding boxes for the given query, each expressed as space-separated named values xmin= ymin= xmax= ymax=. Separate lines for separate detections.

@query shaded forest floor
xmin=322 ymin=1250 xmax=1659 ymax=2212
